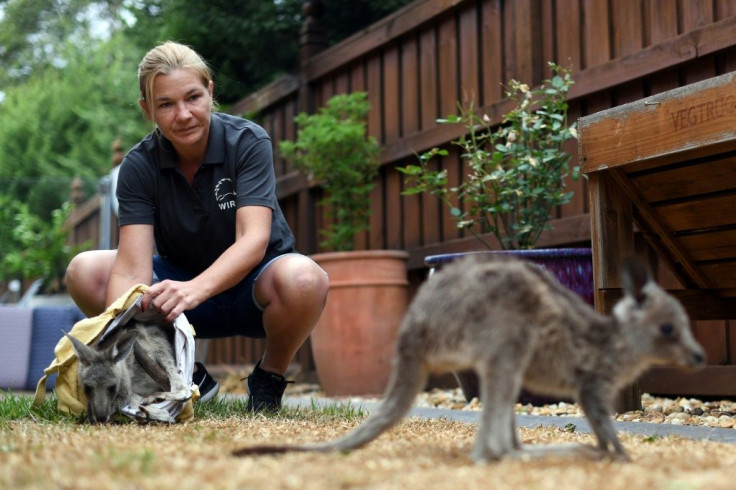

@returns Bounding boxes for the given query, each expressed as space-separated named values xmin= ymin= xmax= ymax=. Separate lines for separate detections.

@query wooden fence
xmin=71 ymin=0 xmax=736 ymax=394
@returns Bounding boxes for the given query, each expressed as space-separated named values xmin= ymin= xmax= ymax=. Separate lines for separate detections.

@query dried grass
xmin=2 ymin=414 xmax=736 ymax=489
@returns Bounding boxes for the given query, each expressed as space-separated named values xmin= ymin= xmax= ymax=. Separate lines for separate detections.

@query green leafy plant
xmin=3 ymin=202 xmax=90 ymax=293
xmin=642 ymin=433 xmax=662 ymax=443
xmin=399 ymin=63 xmax=579 ymax=250
xmin=280 ymin=92 xmax=381 ymax=251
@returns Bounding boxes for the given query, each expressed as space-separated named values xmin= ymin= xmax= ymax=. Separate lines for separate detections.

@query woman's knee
xmin=290 ymin=257 xmax=329 ymax=302
xmin=261 ymin=255 xmax=329 ymax=307
xmin=66 ymin=251 xmax=108 ymax=284
xmin=64 ymin=250 xmax=115 ymax=308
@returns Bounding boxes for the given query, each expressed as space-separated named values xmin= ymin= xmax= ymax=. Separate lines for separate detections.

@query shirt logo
xmin=214 ymin=178 xmax=236 ymax=210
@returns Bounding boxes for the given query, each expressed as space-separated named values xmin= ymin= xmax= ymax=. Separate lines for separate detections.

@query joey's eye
xmin=660 ymin=323 xmax=675 ymax=337
xmin=107 ymin=386 xmax=116 ymax=397
xmin=83 ymin=385 xmax=92 ymax=395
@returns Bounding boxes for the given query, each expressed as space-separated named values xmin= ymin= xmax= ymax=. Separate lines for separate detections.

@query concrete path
xmin=283 ymin=397 xmax=736 ymax=445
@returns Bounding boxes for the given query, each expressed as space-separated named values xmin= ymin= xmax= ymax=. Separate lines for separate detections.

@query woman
xmin=65 ymin=41 xmax=329 ymax=413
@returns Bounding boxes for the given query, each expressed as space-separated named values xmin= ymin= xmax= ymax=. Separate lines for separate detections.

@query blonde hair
xmin=138 ymin=41 xmax=213 ymax=113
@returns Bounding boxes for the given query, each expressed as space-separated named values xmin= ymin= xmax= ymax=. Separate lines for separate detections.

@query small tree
xmin=280 ymin=92 xmax=381 ymax=251
xmin=399 ymin=63 xmax=578 ymax=250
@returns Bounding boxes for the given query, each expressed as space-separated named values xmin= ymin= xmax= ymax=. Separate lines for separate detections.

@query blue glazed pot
xmin=425 ymin=248 xmax=594 ymax=306
xmin=424 ymin=248 xmax=594 ymax=404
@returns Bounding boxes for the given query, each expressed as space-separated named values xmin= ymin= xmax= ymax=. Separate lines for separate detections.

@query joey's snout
xmin=686 ymin=346 xmax=706 ymax=369
xmin=673 ymin=340 xmax=706 ymax=370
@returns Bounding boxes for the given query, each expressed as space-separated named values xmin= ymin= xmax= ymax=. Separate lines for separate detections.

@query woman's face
xmin=141 ymin=68 xmax=214 ymax=156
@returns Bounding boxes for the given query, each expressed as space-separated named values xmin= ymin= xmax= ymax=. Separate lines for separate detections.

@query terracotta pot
xmin=424 ymin=248 xmax=594 ymax=405
xmin=310 ymin=250 xmax=409 ymax=397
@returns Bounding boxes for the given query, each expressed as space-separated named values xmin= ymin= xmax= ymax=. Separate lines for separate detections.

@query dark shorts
xmin=152 ymin=254 xmax=297 ymax=339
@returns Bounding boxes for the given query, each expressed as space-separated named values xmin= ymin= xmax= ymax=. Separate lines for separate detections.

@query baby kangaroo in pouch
xmin=66 ymin=320 xmax=191 ymax=424
xmin=233 ymin=255 xmax=705 ymax=462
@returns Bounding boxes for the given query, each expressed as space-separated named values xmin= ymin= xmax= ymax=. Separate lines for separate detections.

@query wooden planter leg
xmin=588 ymin=172 xmax=641 ymax=412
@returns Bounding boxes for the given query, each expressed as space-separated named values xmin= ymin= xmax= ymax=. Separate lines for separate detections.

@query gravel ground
xmin=414 ymin=387 xmax=736 ymax=429
xmin=218 ymin=368 xmax=736 ymax=430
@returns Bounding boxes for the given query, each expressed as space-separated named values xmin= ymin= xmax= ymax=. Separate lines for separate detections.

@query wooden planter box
xmin=578 ymin=71 xmax=736 ymax=410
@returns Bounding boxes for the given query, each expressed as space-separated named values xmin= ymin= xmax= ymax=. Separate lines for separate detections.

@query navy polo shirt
xmin=117 ymin=113 xmax=295 ymax=276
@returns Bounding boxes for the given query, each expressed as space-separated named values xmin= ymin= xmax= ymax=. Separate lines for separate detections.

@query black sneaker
xmin=193 ymin=362 xmax=220 ymax=402
xmin=245 ymin=360 xmax=293 ymax=413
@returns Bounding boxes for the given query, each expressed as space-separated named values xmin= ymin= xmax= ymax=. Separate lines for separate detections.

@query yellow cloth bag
xmin=32 ymin=284 xmax=197 ymax=422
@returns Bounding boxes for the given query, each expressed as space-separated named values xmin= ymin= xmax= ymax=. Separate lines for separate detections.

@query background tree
xmin=0 ymin=33 xmax=148 ymax=219
xmin=0 ymin=0 xmax=131 ymax=89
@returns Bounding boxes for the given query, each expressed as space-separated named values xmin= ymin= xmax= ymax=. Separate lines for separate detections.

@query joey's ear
xmin=621 ymin=256 xmax=651 ymax=306
xmin=64 ymin=331 xmax=96 ymax=367
xmin=110 ymin=330 xmax=139 ymax=364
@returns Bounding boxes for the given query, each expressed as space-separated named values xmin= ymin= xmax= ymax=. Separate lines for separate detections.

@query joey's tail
xmin=232 ymin=354 xmax=428 ymax=457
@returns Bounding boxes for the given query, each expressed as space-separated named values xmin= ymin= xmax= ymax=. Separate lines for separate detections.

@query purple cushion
xmin=26 ymin=306 xmax=85 ymax=390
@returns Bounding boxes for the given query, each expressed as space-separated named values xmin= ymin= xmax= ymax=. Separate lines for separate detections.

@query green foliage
xmin=280 ymin=92 xmax=381 ymax=251
xmin=3 ymin=202 xmax=91 ymax=293
xmin=0 ymin=34 xmax=148 ymax=217
xmin=0 ymin=34 xmax=145 ymax=289
xmin=642 ymin=433 xmax=662 ymax=443
xmin=399 ymin=63 xmax=579 ymax=250
xmin=0 ymin=0 xmax=133 ymax=89
xmin=0 ymin=194 xmax=26 ymax=282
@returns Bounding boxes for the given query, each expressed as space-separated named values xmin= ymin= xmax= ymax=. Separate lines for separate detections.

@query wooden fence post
xmin=300 ymin=0 xmax=328 ymax=67
xmin=295 ymin=1 xmax=328 ymax=255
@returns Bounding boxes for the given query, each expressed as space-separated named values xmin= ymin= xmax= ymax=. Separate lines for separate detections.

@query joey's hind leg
xmin=577 ymin=380 xmax=630 ymax=461
xmin=140 ymin=356 xmax=191 ymax=405
xmin=138 ymin=405 xmax=177 ymax=424
xmin=510 ymin=411 xmax=521 ymax=450
xmin=471 ymin=363 xmax=524 ymax=463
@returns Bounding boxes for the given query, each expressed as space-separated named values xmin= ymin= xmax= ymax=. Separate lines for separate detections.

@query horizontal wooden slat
xmin=275 ymin=171 xmax=309 ymax=200
xmin=630 ymin=156 xmax=736 ymax=202
xmin=656 ymin=193 xmax=736 ymax=232
xmin=639 ymin=366 xmax=736 ymax=396
xmin=229 ymin=75 xmax=299 ymax=116
xmin=678 ymin=229 xmax=736 ymax=261
xmin=699 ymin=262 xmax=736 ymax=288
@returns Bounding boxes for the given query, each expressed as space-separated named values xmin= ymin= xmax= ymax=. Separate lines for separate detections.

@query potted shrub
xmin=280 ymin=91 xmax=409 ymax=397
xmin=399 ymin=63 xmax=592 ymax=402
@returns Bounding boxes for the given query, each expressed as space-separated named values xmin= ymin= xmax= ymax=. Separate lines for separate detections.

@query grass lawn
xmin=1 ymin=391 xmax=735 ymax=489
